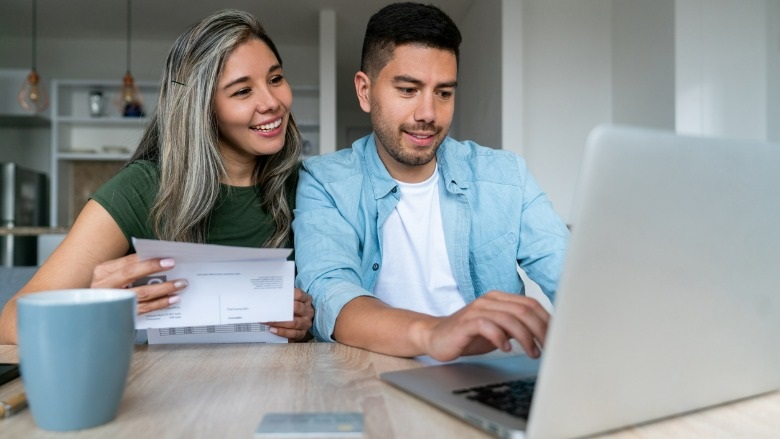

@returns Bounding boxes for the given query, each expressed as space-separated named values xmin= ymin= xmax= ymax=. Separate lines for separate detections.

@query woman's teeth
xmin=252 ymin=119 xmax=282 ymax=132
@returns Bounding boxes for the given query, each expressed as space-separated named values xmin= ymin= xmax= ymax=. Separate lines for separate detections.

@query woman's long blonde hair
xmin=130 ymin=9 xmax=301 ymax=248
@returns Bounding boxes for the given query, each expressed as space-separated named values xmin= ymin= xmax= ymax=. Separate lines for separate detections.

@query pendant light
xmin=118 ymin=0 xmax=144 ymax=117
xmin=18 ymin=0 xmax=49 ymax=113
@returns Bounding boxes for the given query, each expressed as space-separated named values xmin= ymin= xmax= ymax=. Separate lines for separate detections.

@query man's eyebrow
xmin=391 ymin=75 xmax=457 ymax=89
xmin=222 ymin=64 xmax=282 ymax=90
xmin=392 ymin=75 xmax=424 ymax=86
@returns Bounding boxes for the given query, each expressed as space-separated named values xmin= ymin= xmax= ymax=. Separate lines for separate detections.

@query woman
xmin=0 ymin=10 xmax=313 ymax=344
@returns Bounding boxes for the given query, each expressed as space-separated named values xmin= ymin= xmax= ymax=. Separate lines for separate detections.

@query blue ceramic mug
xmin=17 ymin=289 xmax=136 ymax=431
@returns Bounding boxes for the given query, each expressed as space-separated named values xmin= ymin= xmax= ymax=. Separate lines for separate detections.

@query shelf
xmin=57 ymin=152 xmax=131 ymax=161
xmin=55 ymin=116 xmax=149 ymax=125
xmin=0 ymin=114 xmax=50 ymax=128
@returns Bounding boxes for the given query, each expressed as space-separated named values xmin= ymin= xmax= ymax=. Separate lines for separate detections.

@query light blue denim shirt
xmin=293 ymin=134 xmax=569 ymax=342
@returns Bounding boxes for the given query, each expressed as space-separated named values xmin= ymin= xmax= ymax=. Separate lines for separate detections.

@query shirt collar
xmin=362 ymin=134 xmax=469 ymax=198
xmin=436 ymin=137 xmax=469 ymax=192
xmin=363 ymin=134 xmax=399 ymax=200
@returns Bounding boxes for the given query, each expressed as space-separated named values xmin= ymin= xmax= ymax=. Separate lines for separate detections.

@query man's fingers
xmin=469 ymin=294 xmax=549 ymax=345
xmin=476 ymin=292 xmax=550 ymax=322
xmin=426 ymin=294 xmax=550 ymax=361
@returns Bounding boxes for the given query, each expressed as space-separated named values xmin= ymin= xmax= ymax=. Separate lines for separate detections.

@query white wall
xmin=611 ymin=0 xmax=675 ymax=130
xmin=456 ymin=0 xmax=502 ymax=148
xmin=521 ymin=0 xmax=613 ymax=223
xmin=510 ymin=0 xmax=774 ymax=224
xmin=675 ymin=0 xmax=768 ymax=141
xmin=319 ymin=9 xmax=337 ymax=155
xmin=502 ymin=0 xmax=525 ymax=155
xmin=0 ymin=37 xmax=169 ymax=83
xmin=0 ymin=36 xmax=319 ymax=87
xmin=768 ymin=0 xmax=780 ymax=144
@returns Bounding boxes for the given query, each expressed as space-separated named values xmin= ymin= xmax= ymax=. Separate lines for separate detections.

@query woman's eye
xmin=232 ymin=88 xmax=251 ymax=97
xmin=270 ymin=75 xmax=285 ymax=85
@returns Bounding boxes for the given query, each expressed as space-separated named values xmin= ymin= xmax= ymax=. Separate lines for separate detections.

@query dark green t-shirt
xmin=90 ymin=160 xmax=296 ymax=251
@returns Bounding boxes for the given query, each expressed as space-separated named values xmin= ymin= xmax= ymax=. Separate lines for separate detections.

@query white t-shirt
xmin=373 ymin=167 xmax=466 ymax=316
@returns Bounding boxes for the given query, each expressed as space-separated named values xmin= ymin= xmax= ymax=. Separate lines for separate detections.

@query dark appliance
xmin=1 ymin=162 xmax=48 ymax=266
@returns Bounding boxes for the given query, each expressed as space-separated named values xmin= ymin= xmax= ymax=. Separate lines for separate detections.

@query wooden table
xmin=1 ymin=343 xmax=779 ymax=438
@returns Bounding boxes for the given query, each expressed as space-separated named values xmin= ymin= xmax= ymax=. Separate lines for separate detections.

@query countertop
xmin=0 ymin=227 xmax=69 ymax=236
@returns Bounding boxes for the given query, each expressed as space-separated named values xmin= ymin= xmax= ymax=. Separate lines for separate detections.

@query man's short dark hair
xmin=360 ymin=2 xmax=462 ymax=79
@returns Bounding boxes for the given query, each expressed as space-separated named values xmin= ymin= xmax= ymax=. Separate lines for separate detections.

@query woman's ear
xmin=354 ymin=71 xmax=372 ymax=114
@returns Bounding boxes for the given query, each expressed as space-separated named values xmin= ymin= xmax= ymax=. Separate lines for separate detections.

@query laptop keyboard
xmin=452 ymin=377 xmax=537 ymax=419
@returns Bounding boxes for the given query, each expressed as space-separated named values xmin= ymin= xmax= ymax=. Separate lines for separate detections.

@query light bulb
xmin=18 ymin=69 xmax=49 ymax=113
xmin=118 ymin=71 xmax=144 ymax=117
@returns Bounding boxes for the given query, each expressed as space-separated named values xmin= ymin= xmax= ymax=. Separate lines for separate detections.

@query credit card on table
xmin=255 ymin=412 xmax=363 ymax=437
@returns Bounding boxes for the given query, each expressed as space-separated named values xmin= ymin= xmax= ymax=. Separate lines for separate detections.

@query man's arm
xmin=513 ymin=155 xmax=570 ymax=300
xmin=333 ymin=291 xmax=549 ymax=362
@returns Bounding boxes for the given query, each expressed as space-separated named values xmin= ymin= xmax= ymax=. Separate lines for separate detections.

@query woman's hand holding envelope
xmin=91 ymin=255 xmax=314 ymax=342
xmin=90 ymin=253 xmax=189 ymax=314
xmin=263 ymin=288 xmax=314 ymax=342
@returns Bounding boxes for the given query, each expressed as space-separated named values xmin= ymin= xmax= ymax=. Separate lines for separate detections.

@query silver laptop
xmin=381 ymin=125 xmax=780 ymax=438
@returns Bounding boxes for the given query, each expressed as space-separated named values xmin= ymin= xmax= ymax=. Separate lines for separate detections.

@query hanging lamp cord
xmin=126 ymin=0 xmax=132 ymax=74
xmin=31 ymin=0 xmax=37 ymax=70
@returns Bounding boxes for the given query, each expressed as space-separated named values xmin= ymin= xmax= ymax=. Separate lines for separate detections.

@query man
xmin=293 ymin=2 xmax=568 ymax=361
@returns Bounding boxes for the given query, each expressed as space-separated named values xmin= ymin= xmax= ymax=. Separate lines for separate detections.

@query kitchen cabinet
xmin=49 ymin=79 xmax=158 ymax=226
xmin=48 ymin=79 xmax=322 ymax=227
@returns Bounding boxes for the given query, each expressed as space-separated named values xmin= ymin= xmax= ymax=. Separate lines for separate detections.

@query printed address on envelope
xmin=135 ymin=260 xmax=294 ymax=329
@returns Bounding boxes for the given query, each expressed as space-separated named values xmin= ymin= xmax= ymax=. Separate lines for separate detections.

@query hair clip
xmin=171 ymin=80 xmax=187 ymax=86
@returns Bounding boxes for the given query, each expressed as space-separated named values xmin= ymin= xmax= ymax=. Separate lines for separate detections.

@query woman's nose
xmin=254 ymin=87 xmax=280 ymax=113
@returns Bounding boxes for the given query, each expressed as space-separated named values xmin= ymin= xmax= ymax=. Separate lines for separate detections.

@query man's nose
xmin=414 ymin=93 xmax=436 ymax=124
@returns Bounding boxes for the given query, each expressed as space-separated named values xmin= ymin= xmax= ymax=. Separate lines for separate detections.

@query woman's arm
xmin=0 ymin=200 xmax=185 ymax=344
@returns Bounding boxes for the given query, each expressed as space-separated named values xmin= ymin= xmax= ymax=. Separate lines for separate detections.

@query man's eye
xmin=399 ymin=88 xmax=416 ymax=95
xmin=438 ymin=91 xmax=454 ymax=99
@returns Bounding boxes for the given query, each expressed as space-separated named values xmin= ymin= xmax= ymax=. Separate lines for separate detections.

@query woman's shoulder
xmin=114 ymin=160 xmax=160 ymax=186
xmin=95 ymin=160 xmax=160 ymax=198
xmin=124 ymin=160 xmax=161 ymax=177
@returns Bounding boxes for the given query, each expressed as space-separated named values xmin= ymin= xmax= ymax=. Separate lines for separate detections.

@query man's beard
xmin=370 ymin=105 xmax=445 ymax=167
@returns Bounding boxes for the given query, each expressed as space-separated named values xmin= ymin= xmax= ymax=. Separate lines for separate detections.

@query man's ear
xmin=354 ymin=71 xmax=372 ymax=113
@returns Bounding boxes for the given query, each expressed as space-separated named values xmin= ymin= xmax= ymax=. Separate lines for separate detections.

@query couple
xmin=0 ymin=3 xmax=569 ymax=362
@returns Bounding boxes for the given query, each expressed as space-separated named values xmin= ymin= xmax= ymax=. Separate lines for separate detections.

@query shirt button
xmin=372 ymin=263 xmax=379 ymax=271
xmin=391 ymin=186 xmax=397 ymax=193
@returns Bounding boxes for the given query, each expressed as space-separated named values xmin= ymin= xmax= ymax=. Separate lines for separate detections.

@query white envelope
xmin=131 ymin=238 xmax=294 ymax=331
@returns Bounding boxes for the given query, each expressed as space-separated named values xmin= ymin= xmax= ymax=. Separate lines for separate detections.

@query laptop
xmin=380 ymin=125 xmax=780 ymax=438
